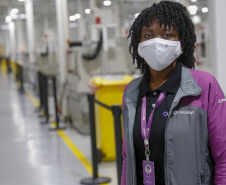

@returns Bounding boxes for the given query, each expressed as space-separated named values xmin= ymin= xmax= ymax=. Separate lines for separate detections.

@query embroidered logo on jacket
xmin=163 ymin=111 xmax=169 ymax=117
xmin=218 ymin=98 xmax=226 ymax=103
xmin=173 ymin=111 xmax=195 ymax=115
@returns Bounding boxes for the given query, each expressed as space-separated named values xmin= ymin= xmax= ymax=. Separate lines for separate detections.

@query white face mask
xmin=138 ymin=38 xmax=182 ymax=71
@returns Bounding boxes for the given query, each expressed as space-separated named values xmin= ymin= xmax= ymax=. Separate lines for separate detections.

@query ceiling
xmin=0 ymin=0 xmax=208 ymax=32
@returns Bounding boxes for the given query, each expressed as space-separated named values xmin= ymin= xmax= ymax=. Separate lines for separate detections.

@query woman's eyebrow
xmin=142 ymin=28 xmax=152 ymax=32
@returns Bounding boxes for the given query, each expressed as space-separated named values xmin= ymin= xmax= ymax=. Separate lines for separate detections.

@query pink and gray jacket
xmin=121 ymin=65 xmax=226 ymax=185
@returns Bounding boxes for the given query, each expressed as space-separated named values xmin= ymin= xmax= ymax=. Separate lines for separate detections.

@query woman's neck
xmin=149 ymin=62 xmax=176 ymax=90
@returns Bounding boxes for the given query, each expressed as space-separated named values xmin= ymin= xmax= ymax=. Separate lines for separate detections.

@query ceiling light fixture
xmin=18 ymin=0 xmax=25 ymax=1
xmin=85 ymin=9 xmax=91 ymax=14
xmin=75 ymin=14 xmax=81 ymax=19
xmin=188 ymin=5 xmax=198 ymax=15
xmin=192 ymin=15 xmax=201 ymax=24
xmin=191 ymin=0 xmax=197 ymax=2
xmin=103 ymin=0 xmax=111 ymax=6
xmin=202 ymin=7 xmax=208 ymax=13
xmin=5 ymin=16 xmax=12 ymax=23
xmin=69 ymin=15 xmax=76 ymax=21
xmin=11 ymin=8 xmax=19 ymax=15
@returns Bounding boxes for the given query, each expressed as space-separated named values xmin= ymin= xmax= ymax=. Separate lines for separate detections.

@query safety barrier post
xmin=38 ymin=71 xmax=44 ymax=111
xmin=15 ymin=63 xmax=19 ymax=81
xmin=38 ymin=72 xmax=46 ymax=118
xmin=44 ymin=74 xmax=49 ymax=123
xmin=80 ymin=94 xmax=111 ymax=185
xmin=39 ymin=73 xmax=49 ymax=123
xmin=19 ymin=65 xmax=24 ymax=92
xmin=112 ymin=105 xmax=123 ymax=185
xmin=6 ymin=58 xmax=11 ymax=73
xmin=49 ymin=76 xmax=66 ymax=130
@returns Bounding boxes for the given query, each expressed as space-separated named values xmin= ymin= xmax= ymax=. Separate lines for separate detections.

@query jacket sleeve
xmin=208 ymin=76 xmax=226 ymax=184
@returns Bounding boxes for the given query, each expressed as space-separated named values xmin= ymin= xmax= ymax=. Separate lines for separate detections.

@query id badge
xmin=143 ymin=160 xmax=155 ymax=185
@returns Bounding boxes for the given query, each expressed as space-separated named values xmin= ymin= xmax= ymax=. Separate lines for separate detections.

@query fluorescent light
xmin=85 ymin=9 xmax=91 ymax=14
xmin=188 ymin=5 xmax=197 ymax=15
xmin=11 ymin=8 xmax=19 ymax=14
xmin=103 ymin=0 xmax=111 ymax=6
xmin=192 ymin=15 xmax=201 ymax=25
xmin=191 ymin=0 xmax=197 ymax=2
xmin=5 ymin=16 xmax=12 ymax=23
xmin=18 ymin=0 xmax=25 ymax=1
xmin=69 ymin=15 xmax=76 ymax=21
xmin=202 ymin=7 xmax=208 ymax=13
xmin=75 ymin=14 xmax=81 ymax=19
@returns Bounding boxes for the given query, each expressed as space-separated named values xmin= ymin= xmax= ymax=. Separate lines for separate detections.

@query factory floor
xmin=0 ymin=71 xmax=116 ymax=185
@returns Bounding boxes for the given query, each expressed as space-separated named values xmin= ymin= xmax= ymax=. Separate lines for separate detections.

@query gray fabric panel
xmin=125 ymin=76 xmax=143 ymax=94
xmin=126 ymin=146 xmax=133 ymax=185
xmin=180 ymin=66 xmax=202 ymax=95
xmin=127 ymin=99 xmax=140 ymax=185
xmin=166 ymin=104 xmax=214 ymax=185
xmin=124 ymin=77 xmax=141 ymax=185
xmin=122 ymin=99 xmax=128 ymax=136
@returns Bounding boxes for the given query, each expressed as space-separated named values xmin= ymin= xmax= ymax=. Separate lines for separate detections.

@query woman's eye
xmin=164 ymin=34 xmax=171 ymax=38
xmin=144 ymin=34 xmax=152 ymax=38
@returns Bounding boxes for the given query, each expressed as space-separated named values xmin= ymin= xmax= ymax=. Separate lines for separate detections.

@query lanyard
xmin=141 ymin=92 xmax=167 ymax=161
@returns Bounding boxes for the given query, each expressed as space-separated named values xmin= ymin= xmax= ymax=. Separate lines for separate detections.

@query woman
xmin=121 ymin=1 xmax=226 ymax=185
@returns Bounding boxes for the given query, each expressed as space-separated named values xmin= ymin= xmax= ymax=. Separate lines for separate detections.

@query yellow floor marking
xmin=25 ymin=91 xmax=40 ymax=107
xmin=25 ymin=91 xmax=109 ymax=184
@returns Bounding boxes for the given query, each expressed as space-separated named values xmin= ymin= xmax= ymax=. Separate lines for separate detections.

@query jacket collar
xmin=180 ymin=65 xmax=202 ymax=96
xmin=125 ymin=65 xmax=202 ymax=98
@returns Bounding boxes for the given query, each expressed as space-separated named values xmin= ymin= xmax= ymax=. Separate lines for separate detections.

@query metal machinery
xmin=66 ymin=23 xmax=135 ymax=134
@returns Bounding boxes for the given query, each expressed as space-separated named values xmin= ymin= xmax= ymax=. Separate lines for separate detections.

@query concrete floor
xmin=0 ymin=72 xmax=117 ymax=185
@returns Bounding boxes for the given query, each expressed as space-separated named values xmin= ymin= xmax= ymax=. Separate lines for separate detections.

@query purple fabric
xmin=188 ymin=69 xmax=226 ymax=184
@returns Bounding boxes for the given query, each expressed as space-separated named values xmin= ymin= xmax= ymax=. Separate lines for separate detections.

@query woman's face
xmin=140 ymin=19 xmax=179 ymax=43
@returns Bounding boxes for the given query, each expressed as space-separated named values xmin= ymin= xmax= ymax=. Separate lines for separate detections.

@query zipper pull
xmin=200 ymin=172 xmax=205 ymax=184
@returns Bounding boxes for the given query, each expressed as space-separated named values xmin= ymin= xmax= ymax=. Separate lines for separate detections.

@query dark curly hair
xmin=128 ymin=1 xmax=197 ymax=73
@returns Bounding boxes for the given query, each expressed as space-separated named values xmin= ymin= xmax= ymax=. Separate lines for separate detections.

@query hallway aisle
xmin=0 ymin=73 xmax=89 ymax=185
